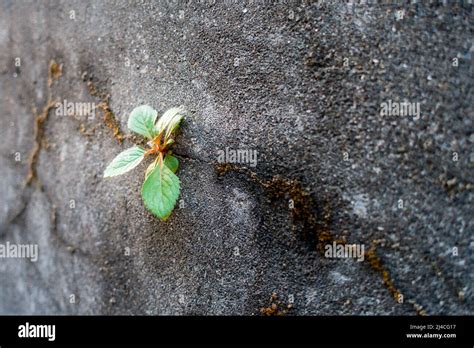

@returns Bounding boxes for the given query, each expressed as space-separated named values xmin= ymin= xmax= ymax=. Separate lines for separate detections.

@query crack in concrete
xmin=83 ymin=74 xmax=124 ymax=143
xmin=2 ymin=60 xmax=93 ymax=259
xmin=215 ymin=163 xmax=428 ymax=315
xmin=27 ymin=59 xmax=61 ymax=185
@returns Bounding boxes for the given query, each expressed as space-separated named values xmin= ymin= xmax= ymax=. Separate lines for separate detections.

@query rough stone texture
xmin=0 ymin=1 xmax=472 ymax=315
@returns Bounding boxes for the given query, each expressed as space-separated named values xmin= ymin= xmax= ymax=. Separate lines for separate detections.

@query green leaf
xmin=104 ymin=146 xmax=146 ymax=177
xmin=154 ymin=107 xmax=184 ymax=140
xmin=141 ymin=163 xmax=180 ymax=220
xmin=127 ymin=105 xmax=158 ymax=139
xmin=164 ymin=154 xmax=179 ymax=173
xmin=145 ymin=161 xmax=157 ymax=180
xmin=145 ymin=154 xmax=179 ymax=179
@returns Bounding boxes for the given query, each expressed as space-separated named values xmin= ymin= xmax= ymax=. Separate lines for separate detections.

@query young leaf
xmin=145 ymin=161 xmax=157 ymax=180
xmin=104 ymin=146 xmax=146 ymax=177
xmin=141 ymin=163 xmax=180 ymax=220
xmin=163 ymin=154 xmax=179 ymax=173
xmin=145 ymin=154 xmax=179 ymax=179
xmin=127 ymin=105 xmax=158 ymax=139
xmin=154 ymin=107 xmax=184 ymax=140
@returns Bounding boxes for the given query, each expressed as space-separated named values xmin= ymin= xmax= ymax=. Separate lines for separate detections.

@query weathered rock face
xmin=0 ymin=1 xmax=472 ymax=315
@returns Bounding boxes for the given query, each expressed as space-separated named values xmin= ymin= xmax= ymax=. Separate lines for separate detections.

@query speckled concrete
xmin=0 ymin=0 xmax=472 ymax=315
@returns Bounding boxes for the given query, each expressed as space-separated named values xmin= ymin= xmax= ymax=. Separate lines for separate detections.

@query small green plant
xmin=103 ymin=105 xmax=184 ymax=221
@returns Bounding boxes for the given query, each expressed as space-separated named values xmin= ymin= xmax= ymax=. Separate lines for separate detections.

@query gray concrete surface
xmin=0 ymin=0 xmax=472 ymax=315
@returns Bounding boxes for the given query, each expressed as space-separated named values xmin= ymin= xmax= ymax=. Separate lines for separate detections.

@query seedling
xmin=104 ymin=105 xmax=184 ymax=220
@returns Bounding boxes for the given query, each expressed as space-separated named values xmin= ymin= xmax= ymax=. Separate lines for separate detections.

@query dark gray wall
xmin=0 ymin=0 xmax=472 ymax=315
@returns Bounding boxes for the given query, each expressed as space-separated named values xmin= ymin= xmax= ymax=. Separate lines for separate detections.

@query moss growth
xmin=78 ymin=122 xmax=97 ymax=138
xmin=365 ymin=241 xmax=401 ymax=301
xmin=27 ymin=100 xmax=57 ymax=185
xmin=216 ymin=163 xmax=427 ymax=314
xmin=85 ymin=77 xmax=124 ymax=143
xmin=48 ymin=60 xmax=62 ymax=87
xmin=216 ymin=163 xmax=336 ymax=250
xmin=259 ymin=292 xmax=293 ymax=316
xmin=27 ymin=60 xmax=60 ymax=185
xmin=365 ymin=240 xmax=427 ymax=315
